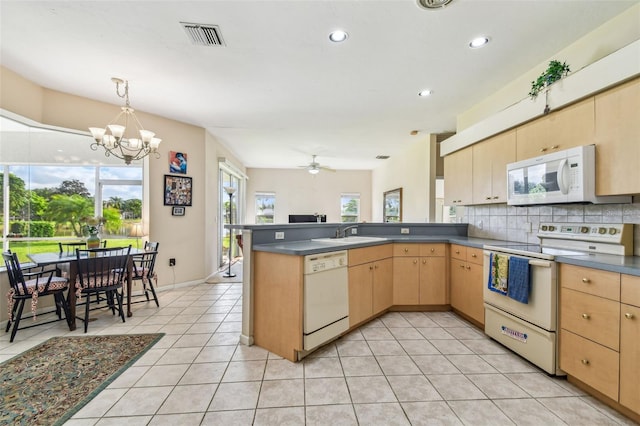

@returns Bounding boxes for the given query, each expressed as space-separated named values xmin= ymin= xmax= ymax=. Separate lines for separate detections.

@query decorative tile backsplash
xmin=459 ymin=201 xmax=640 ymax=256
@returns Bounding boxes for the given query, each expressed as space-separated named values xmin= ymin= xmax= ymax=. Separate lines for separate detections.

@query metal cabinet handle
xmin=582 ymin=278 xmax=590 ymax=283
xmin=455 ymin=250 xmax=460 ymax=254
xmin=582 ymin=313 xmax=590 ymax=319
xmin=374 ymin=265 xmax=378 ymax=269
xmin=369 ymin=266 xmax=374 ymax=270
xmin=540 ymin=148 xmax=547 ymax=152
xmin=492 ymin=196 xmax=499 ymax=199
xmin=430 ymin=248 xmax=435 ymax=253
xmin=459 ymin=264 xmax=465 ymax=269
xmin=625 ymin=313 xmax=634 ymax=319
xmin=551 ymin=145 xmax=559 ymax=149
xmin=485 ymin=196 xmax=492 ymax=200
xmin=465 ymin=265 xmax=471 ymax=270
xmin=404 ymin=248 xmax=409 ymax=253
xmin=581 ymin=359 xmax=590 ymax=365
xmin=413 ymin=260 xmax=418 ymax=264
xmin=422 ymin=259 xmax=427 ymax=264
xmin=471 ymin=253 xmax=477 ymax=258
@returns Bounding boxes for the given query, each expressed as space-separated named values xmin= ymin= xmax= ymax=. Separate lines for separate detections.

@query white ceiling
xmin=1 ymin=0 xmax=637 ymax=171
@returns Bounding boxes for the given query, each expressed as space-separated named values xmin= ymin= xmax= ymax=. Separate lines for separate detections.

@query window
xmin=340 ymin=193 xmax=360 ymax=223
xmin=255 ymin=192 xmax=275 ymax=224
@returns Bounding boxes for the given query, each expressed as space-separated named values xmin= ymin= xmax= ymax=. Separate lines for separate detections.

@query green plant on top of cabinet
xmin=595 ymin=77 xmax=640 ymax=196
xmin=444 ymin=147 xmax=472 ymax=206
xmin=393 ymin=243 xmax=447 ymax=305
xmin=472 ymin=130 xmax=516 ymax=204
xmin=348 ymin=244 xmax=393 ymax=327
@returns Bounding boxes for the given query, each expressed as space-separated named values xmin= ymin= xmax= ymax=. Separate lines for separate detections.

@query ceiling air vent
xmin=417 ymin=0 xmax=453 ymax=10
xmin=181 ymin=22 xmax=225 ymax=46
xmin=376 ymin=155 xmax=390 ymax=160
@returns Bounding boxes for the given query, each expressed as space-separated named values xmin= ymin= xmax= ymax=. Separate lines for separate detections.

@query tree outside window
xmin=255 ymin=192 xmax=275 ymax=224
xmin=341 ymin=193 xmax=360 ymax=223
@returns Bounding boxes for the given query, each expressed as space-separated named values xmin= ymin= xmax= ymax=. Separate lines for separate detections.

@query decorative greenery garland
xmin=529 ymin=60 xmax=571 ymax=99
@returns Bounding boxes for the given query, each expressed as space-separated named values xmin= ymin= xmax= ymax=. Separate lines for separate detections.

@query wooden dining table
xmin=28 ymin=248 xmax=142 ymax=331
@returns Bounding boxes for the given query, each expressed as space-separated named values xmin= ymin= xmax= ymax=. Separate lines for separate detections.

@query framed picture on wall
xmin=169 ymin=151 xmax=187 ymax=174
xmin=172 ymin=206 xmax=185 ymax=216
xmin=164 ymin=175 xmax=193 ymax=206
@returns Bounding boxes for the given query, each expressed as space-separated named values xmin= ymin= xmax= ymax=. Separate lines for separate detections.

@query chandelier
xmin=88 ymin=78 xmax=161 ymax=165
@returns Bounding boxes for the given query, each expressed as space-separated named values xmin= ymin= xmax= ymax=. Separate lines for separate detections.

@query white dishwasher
xmin=303 ymin=250 xmax=349 ymax=351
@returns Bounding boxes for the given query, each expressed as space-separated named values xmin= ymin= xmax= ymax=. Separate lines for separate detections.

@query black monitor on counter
xmin=288 ymin=214 xmax=326 ymax=223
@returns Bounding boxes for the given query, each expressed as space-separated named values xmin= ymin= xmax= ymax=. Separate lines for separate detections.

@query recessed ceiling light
xmin=329 ymin=30 xmax=348 ymax=43
xmin=469 ymin=36 xmax=490 ymax=48
xmin=418 ymin=89 xmax=432 ymax=97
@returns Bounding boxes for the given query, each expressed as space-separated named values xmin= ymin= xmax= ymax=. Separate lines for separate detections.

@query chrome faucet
xmin=335 ymin=224 xmax=358 ymax=238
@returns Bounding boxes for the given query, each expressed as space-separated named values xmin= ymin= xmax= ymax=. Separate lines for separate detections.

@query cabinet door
xmin=419 ymin=256 xmax=446 ymax=305
xmin=489 ymin=130 xmax=516 ymax=203
xmin=373 ymin=258 xmax=393 ymax=314
xmin=466 ymin=262 xmax=485 ymax=325
xmin=348 ymin=263 xmax=373 ymax=327
xmin=472 ymin=140 xmax=493 ymax=205
xmin=516 ymin=114 xmax=551 ymax=161
xmin=450 ymin=259 xmax=466 ymax=312
xmin=620 ymin=303 xmax=640 ymax=414
xmin=595 ymin=78 xmax=640 ymax=196
xmin=393 ymin=257 xmax=419 ymax=305
xmin=444 ymin=148 xmax=473 ymax=206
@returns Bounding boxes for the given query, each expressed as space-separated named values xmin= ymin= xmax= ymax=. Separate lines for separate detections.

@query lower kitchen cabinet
xmin=449 ymin=244 xmax=484 ymax=326
xmin=620 ymin=274 xmax=640 ymax=415
xmin=393 ymin=243 xmax=446 ymax=305
xmin=348 ymin=245 xmax=393 ymax=327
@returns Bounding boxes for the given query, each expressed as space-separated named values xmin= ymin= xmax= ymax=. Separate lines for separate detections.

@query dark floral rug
xmin=0 ymin=333 xmax=163 ymax=425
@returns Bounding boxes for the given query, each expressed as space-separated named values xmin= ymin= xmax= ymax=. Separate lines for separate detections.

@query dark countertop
xmin=252 ymin=235 xmax=640 ymax=277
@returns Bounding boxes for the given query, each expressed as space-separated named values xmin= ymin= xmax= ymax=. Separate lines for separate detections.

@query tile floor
xmin=1 ymin=282 xmax=638 ymax=425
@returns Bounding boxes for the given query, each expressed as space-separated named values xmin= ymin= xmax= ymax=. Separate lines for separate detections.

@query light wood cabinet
xmin=472 ymin=130 xmax=516 ymax=204
xmin=348 ymin=245 xmax=393 ymax=327
xmin=595 ymin=77 xmax=640 ymax=196
xmin=560 ymin=264 xmax=640 ymax=416
xmin=449 ymin=244 xmax=484 ymax=325
xmin=393 ymin=243 xmax=447 ymax=305
xmin=620 ymin=274 xmax=640 ymax=414
xmin=444 ymin=147 xmax=473 ymax=206
xmin=515 ymin=97 xmax=594 ymax=161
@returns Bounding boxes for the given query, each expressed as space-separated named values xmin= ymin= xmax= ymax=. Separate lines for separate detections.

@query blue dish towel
xmin=507 ymin=256 xmax=530 ymax=304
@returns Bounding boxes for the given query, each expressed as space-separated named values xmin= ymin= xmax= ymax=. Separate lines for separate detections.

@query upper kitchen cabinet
xmin=595 ymin=77 xmax=640 ymax=196
xmin=444 ymin=147 xmax=473 ymax=206
xmin=472 ymin=130 xmax=516 ymax=204
xmin=516 ymin=97 xmax=595 ymax=161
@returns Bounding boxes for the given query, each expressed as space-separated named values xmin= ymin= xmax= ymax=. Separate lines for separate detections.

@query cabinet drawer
xmin=349 ymin=244 xmax=393 ymax=266
xmin=450 ymin=244 xmax=466 ymax=261
xmin=621 ymin=274 xmax=640 ymax=307
xmin=561 ymin=288 xmax=620 ymax=351
xmin=467 ymin=247 xmax=483 ymax=265
xmin=419 ymin=243 xmax=446 ymax=257
xmin=560 ymin=264 xmax=620 ymax=301
xmin=393 ymin=243 xmax=421 ymax=257
xmin=560 ymin=329 xmax=619 ymax=401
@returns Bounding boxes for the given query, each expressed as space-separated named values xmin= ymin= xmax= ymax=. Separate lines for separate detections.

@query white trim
xmin=218 ymin=157 xmax=248 ymax=180
xmin=441 ymin=39 xmax=640 ymax=156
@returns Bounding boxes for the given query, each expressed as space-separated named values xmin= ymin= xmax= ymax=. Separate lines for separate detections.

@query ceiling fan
xmin=299 ymin=155 xmax=335 ymax=174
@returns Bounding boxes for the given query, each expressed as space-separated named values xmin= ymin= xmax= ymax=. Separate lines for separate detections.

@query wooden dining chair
xmin=59 ymin=241 xmax=87 ymax=255
xmin=131 ymin=242 xmax=160 ymax=307
xmin=2 ymin=251 xmax=72 ymax=342
xmin=75 ymin=246 xmax=131 ymax=332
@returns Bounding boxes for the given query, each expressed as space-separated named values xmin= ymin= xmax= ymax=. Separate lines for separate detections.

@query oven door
xmin=483 ymin=251 xmax=557 ymax=331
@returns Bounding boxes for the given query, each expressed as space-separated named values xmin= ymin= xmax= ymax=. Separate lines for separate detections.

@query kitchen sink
xmin=311 ymin=236 xmax=388 ymax=244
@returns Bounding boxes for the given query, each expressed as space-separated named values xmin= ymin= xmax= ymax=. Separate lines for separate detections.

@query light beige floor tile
xmin=172 ymin=333 xmax=212 ymax=347
xmin=105 ymin=386 xmax=173 ymax=416
xmin=222 ymin=360 xmax=266 ymax=382
xmin=304 ymin=356 xmax=344 ymax=378
xmin=447 ymin=400 xmax=515 ymax=425
xmin=388 ymin=327 xmax=425 ymax=340
xmin=306 ymin=404 xmax=358 ymax=426
xmin=580 ymin=396 xmax=639 ymax=425
xmin=412 ymin=355 xmax=460 ymax=375
xmin=179 ymin=362 xmax=227 ymax=384
xmin=340 ymin=330 xmax=365 ymax=341
xmin=493 ymin=398 xmax=566 ymax=425
xmin=430 ymin=339 xmax=474 ymax=355
xmin=107 ymin=366 xmax=150 ymax=388
xmin=481 ymin=354 xmax=540 ymax=373
xmin=264 ymin=358 xmax=304 ymax=380
xmin=432 ymin=316 xmax=468 ymax=328
xmin=72 ymin=388 xmax=128 ymax=418
xmin=360 ymin=327 xmax=395 ymax=340
xmin=446 ymin=354 xmax=498 ymax=374
xmin=155 ymin=347 xmax=201 ymax=365
xmin=305 ymin=377 xmax=352 ymax=405
xmin=460 ymin=338 xmax=509 ymax=354
xmin=445 ymin=326 xmax=485 ymax=340
xmin=306 ymin=342 xmax=339 ymax=357
xmin=157 ymin=323 xmax=192 ymax=335
xmin=346 ymin=376 xmax=397 ymax=403
xmin=427 ymin=374 xmax=487 ymax=400
xmin=387 ymin=375 xmax=442 ymax=402
xmin=367 ymin=339 xmax=406 ymax=356
xmin=336 ymin=340 xmax=373 ymax=357
xmin=466 ymin=373 xmax=529 ymax=399
xmin=399 ymin=339 xmax=440 ymax=355
xmin=195 ymin=345 xmax=236 ymax=363
xmin=147 ymin=413 xmax=204 ymax=426
xmin=376 ymin=355 xmax=422 ymax=376
xmin=201 ymin=409 xmax=254 ymax=425
xmin=539 ymin=396 xmax=625 ymax=424
xmin=253 ymin=406 xmax=305 ymax=426
xmin=209 ymin=381 xmax=261 ymax=411
xmin=380 ymin=316 xmax=413 ymax=328
xmin=505 ymin=373 xmax=575 ymax=397
xmin=134 ymin=364 xmax=190 ymax=387
xmin=95 ymin=416 xmax=153 ymax=425
xmin=341 ymin=356 xmax=384 ymax=376
xmin=207 ymin=332 xmax=240 ymax=346
xmin=402 ymin=315 xmax=439 ymax=328
xmin=401 ymin=401 xmax=463 ymax=425
xmin=217 ymin=322 xmax=242 ymax=333
xmin=231 ymin=343 xmax=269 ymax=360
xmin=257 ymin=378 xmax=304 ymax=408
xmin=157 ymin=383 xmax=217 ymax=414
xmin=132 ymin=348 xmax=167 ymax=366
xmin=185 ymin=322 xmax=220 ymax=334
xmin=353 ymin=402 xmax=410 ymax=425
xmin=417 ymin=327 xmax=455 ymax=340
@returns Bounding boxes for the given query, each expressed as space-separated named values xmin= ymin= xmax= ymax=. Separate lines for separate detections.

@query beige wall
xmin=245 ymin=168 xmax=372 ymax=224
xmin=0 ymin=65 xmax=224 ymax=291
xmin=372 ymin=134 xmax=437 ymax=223
xmin=457 ymin=3 xmax=640 ymax=130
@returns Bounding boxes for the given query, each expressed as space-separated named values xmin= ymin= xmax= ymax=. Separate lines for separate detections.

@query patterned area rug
xmin=0 ymin=333 xmax=163 ymax=425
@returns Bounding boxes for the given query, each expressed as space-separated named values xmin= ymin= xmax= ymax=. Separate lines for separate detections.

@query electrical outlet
xmin=525 ymin=222 xmax=533 ymax=233
xmin=351 ymin=228 xmax=357 ymax=235
xmin=275 ymin=231 xmax=285 ymax=240
xmin=169 ymin=258 xmax=176 ymax=267
xmin=401 ymin=228 xmax=410 ymax=234
xmin=477 ymin=220 xmax=483 ymax=230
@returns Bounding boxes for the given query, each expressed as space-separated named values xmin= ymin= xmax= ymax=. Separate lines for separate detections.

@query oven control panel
xmin=537 ymin=223 xmax=633 ymax=256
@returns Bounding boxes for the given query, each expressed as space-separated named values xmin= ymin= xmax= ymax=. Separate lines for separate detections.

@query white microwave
xmin=506 ymin=145 xmax=631 ymax=206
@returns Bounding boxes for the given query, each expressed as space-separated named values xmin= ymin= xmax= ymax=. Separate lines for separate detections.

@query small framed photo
xmin=172 ymin=206 xmax=185 ymax=216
